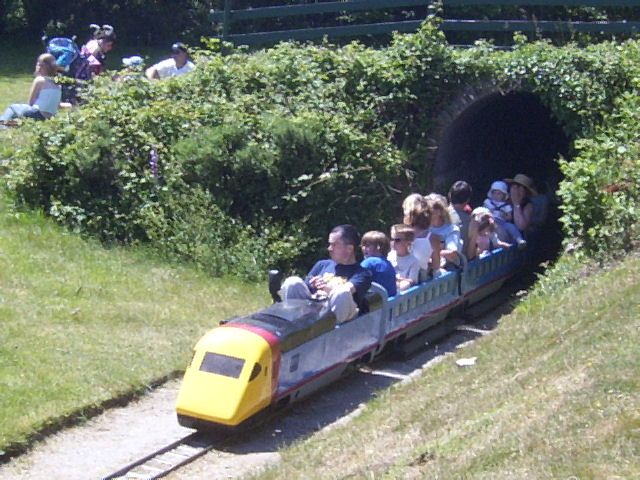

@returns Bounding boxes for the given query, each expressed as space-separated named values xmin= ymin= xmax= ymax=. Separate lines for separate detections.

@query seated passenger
xmin=530 ymin=179 xmax=550 ymax=231
xmin=483 ymin=180 xmax=526 ymax=247
xmin=448 ymin=180 xmax=473 ymax=244
xmin=360 ymin=231 xmax=397 ymax=297
xmin=466 ymin=207 xmax=511 ymax=260
xmin=505 ymin=173 xmax=536 ymax=236
xmin=425 ymin=193 xmax=463 ymax=269
xmin=402 ymin=193 xmax=441 ymax=277
xmin=280 ymin=225 xmax=372 ymax=323
xmin=388 ymin=224 xmax=420 ymax=291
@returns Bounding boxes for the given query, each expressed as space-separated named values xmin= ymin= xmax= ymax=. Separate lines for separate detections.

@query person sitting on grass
xmin=145 ymin=42 xmax=195 ymax=80
xmin=1 ymin=53 xmax=61 ymax=124
xmin=387 ymin=224 xmax=420 ymax=292
xmin=280 ymin=224 xmax=372 ymax=323
xmin=360 ymin=230 xmax=397 ymax=297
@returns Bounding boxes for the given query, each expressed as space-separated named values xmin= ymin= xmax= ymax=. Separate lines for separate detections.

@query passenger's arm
xmin=429 ymin=234 xmax=441 ymax=272
xmin=513 ymin=202 xmax=533 ymax=232
xmin=145 ymin=65 xmax=160 ymax=80
xmin=466 ymin=219 xmax=479 ymax=260
xmin=345 ymin=281 xmax=356 ymax=294
xmin=441 ymin=229 xmax=461 ymax=264
xmin=396 ymin=278 xmax=414 ymax=291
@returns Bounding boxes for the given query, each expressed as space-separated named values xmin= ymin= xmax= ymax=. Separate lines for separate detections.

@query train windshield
xmin=199 ymin=352 xmax=245 ymax=379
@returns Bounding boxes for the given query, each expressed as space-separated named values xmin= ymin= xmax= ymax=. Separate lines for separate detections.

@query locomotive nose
xmin=176 ymin=326 xmax=275 ymax=428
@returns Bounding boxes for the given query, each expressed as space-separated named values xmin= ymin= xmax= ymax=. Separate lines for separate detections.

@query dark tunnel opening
xmin=433 ymin=90 xmax=571 ymax=261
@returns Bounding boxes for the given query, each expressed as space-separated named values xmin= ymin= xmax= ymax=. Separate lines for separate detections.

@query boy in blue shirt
xmin=360 ymin=230 xmax=397 ymax=297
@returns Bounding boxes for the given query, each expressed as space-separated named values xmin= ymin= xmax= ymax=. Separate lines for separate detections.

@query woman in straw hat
xmin=505 ymin=173 xmax=537 ymax=234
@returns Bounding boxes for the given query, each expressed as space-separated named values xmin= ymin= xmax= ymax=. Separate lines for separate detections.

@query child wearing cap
xmin=483 ymin=180 xmax=525 ymax=247
xmin=145 ymin=42 xmax=195 ymax=80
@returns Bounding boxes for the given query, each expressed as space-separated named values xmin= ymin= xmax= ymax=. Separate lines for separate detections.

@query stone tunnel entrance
xmin=433 ymin=89 xmax=571 ymax=257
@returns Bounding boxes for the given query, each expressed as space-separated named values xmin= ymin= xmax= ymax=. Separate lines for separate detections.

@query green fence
xmin=209 ymin=0 xmax=640 ymax=46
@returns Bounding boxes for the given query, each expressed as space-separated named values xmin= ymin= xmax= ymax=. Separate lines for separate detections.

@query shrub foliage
xmin=5 ymin=19 xmax=640 ymax=278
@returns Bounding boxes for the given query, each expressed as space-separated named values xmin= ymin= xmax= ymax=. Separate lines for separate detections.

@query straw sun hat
xmin=505 ymin=173 xmax=537 ymax=196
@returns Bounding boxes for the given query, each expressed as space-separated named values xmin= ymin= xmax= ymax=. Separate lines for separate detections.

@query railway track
xmin=102 ymin=432 xmax=219 ymax=480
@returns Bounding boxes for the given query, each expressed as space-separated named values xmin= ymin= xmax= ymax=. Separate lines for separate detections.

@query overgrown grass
xmin=253 ymin=254 xmax=640 ymax=478
xmin=0 ymin=189 xmax=269 ymax=455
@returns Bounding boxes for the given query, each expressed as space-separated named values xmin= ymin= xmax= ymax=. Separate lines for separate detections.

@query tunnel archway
xmin=433 ymin=90 xmax=569 ymax=203
xmin=432 ymin=89 xmax=571 ymax=257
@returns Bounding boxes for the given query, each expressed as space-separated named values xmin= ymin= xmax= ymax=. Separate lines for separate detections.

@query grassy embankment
xmin=252 ymin=254 xmax=639 ymax=478
xmin=0 ymin=186 xmax=268 ymax=457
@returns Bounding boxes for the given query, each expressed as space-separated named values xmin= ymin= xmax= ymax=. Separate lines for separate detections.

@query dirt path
xmin=0 ymin=305 xmax=508 ymax=480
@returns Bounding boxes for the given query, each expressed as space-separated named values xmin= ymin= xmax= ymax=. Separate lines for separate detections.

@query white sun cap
xmin=488 ymin=180 xmax=509 ymax=197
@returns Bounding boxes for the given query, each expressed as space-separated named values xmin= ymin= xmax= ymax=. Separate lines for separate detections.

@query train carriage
xmin=176 ymin=244 xmax=527 ymax=430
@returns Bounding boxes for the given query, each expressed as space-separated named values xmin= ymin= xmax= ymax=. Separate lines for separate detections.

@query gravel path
xmin=0 ymin=381 xmax=191 ymax=480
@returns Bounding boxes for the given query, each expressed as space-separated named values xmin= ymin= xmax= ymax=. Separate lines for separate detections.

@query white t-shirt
xmin=388 ymin=251 xmax=420 ymax=283
xmin=154 ymin=58 xmax=195 ymax=79
xmin=430 ymin=223 xmax=462 ymax=254
xmin=410 ymin=234 xmax=433 ymax=271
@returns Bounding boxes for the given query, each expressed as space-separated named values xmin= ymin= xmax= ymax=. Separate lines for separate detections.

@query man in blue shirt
xmin=281 ymin=224 xmax=372 ymax=323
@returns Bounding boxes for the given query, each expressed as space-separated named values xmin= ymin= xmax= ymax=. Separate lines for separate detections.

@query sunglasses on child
xmin=391 ymin=237 xmax=408 ymax=242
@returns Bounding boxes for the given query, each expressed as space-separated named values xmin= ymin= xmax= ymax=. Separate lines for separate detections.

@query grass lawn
xmin=0 ymin=36 xmax=171 ymax=110
xmin=0 ymin=41 xmax=39 ymax=106
xmin=0 ymin=190 xmax=269 ymax=456
xmin=254 ymin=254 xmax=640 ymax=478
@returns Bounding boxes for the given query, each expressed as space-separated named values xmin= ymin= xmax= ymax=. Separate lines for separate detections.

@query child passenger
xmin=402 ymin=193 xmax=441 ymax=277
xmin=425 ymin=193 xmax=462 ymax=268
xmin=467 ymin=207 xmax=511 ymax=259
xmin=483 ymin=180 xmax=526 ymax=247
xmin=387 ymin=224 xmax=420 ymax=292
xmin=360 ymin=231 xmax=397 ymax=297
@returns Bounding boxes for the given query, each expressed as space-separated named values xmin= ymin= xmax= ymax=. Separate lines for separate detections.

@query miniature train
xmin=176 ymin=245 xmax=527 ymax=430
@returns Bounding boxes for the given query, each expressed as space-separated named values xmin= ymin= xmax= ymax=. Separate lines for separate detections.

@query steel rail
xmin=102 ymin=432 xmax=218 ymax=480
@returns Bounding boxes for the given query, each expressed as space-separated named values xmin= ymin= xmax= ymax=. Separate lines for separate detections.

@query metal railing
xmin=209 ymin=0 xmax=640 ymax=46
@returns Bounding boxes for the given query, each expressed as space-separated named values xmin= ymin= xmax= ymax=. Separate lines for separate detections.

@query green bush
xmin=558 ymin=91 xmax=640 ymax=256
xmin=5 ymin=21 xmax=640 ymax=278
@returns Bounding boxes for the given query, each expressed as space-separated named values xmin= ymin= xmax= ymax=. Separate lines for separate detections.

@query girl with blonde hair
xmin=425 ymin=193 xmax=462 ymax=268
xmin=402 ymin=193 xmax=441 ymax=276
xmin=1 ymin=53 xmax=61 ymax=123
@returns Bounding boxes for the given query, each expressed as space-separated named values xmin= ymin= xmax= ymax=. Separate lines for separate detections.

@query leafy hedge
xmin=5 ymin=19 xmax=640 ymax=278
